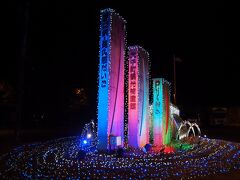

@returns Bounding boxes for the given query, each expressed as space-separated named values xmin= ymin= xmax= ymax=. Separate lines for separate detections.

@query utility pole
xmin=173 ymin=55 xmax=177 ymax=105
xmin=173 ymin=55 xmax=182 ymax=106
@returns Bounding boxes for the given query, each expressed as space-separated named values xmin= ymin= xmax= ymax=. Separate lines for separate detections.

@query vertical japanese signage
xmin=99 ymin=11 xmax=110 ymax=88
xmin=152 ymin=78 xmax=172 ymax=146
xmin=129 ymin=48 xmax=137 ymax=110
xmin=97 ymin=9 xmax=111 ymax=150
xmin=128 ymin=46 xmax=150 ymax=148
xmin=153 ymin=78 xmax=163 ymax=146
xmin=128 ymin=47 xmax=139 ymax=148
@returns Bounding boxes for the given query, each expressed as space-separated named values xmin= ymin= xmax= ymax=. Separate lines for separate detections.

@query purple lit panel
xmin=128 ymin=47 xmax=139 ymax=148
xmin=128 ymin=46 xmax=150 ymax=148
xmin=108 ymin=13 xmax=125 ymax=142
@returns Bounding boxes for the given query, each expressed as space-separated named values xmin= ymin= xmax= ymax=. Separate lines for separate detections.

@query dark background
xmin=1 ymin=0 xmax=239 ymax=131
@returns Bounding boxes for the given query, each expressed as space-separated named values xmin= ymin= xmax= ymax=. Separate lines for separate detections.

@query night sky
xmin=2 ymin=0 xmax=240 ymax=125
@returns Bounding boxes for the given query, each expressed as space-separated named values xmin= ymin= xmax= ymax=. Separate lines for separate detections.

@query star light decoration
xmin=0 ymin=137 xmax=240 ymax=179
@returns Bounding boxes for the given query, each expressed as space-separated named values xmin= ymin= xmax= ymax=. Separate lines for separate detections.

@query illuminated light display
xmin=1 ymin=7 xmax=240 ymax=180
xmin=177 ymin=121 xmax=201 ymax=140
xmin=128 ymin=46 xmax=150 ymax=148
xmin=1 ymin=137 xmax=240 ymax=179
xmin=97 ymin=8 xmax=126 ymax=150
xmin=163 ymin=80 xmax=171 ymax=145
xmin=152 ymin=78 xmax=164 ymax=146
xmin=80 ymin=120 xmax=97 ymax=152
xmin=163 ymin=146 xmax=175 ymax=154
xmin=149 ymin=105 xmax=153 ymax=143
xmin=152 ymin=79 xmax=172 ymax=146
xmin=87 ymin=134 xmax=92 ymax=138
xmin=170 ymin=103 xmax=180 ymax=118
xmin=170 ymin=104 xmax=180 ymax=140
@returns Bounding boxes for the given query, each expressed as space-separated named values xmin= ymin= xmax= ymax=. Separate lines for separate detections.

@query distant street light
xmin=173 ymin=55 xmax=182 ymax=105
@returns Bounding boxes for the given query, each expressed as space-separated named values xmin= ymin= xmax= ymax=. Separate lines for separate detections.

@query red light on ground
xmin=164 ymin=146 xmax=175 ymax=154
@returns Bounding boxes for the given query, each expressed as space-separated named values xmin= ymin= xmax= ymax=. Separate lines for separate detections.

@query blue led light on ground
xmin=0 ymin=137 xmax=240 ymax=179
